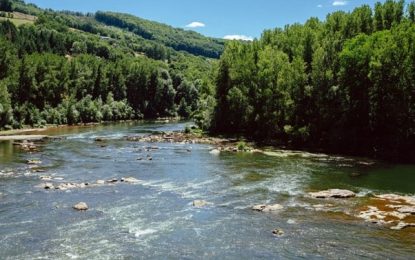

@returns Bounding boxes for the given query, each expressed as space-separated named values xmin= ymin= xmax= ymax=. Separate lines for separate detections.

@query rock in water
xmin=43 ymin=183 xmax=55 ymax=190
xmin=121 ymin=177 xmax=140 ymax=183
xmin=73 ymin=202 xmax=88 ymax=211
xmin=96 ymin=180 xmax=105 ymax=185
xmin=375 ymin=194 xmax=415 ymax=206
xmin=209 ymin=149 xmax=221 ymax=155
xmin=107 ymin=178 xmax=118 ymax=183
xmin=27 ymin=159 xmax=42 ymax=165
xmin=193 ymin=200 xmax=209 ymax=208
xmin=390 ymin=222 xmax=415 ymax=230
xmin=397 ymin=206 xmax=415 ymax=214
xmin=272 ymin=229 xmax=285 ymax=236
xmin=252 ymin=204 xmax=284 ymax=212
xmin=309 ymin=189 xmax=356 ymax=199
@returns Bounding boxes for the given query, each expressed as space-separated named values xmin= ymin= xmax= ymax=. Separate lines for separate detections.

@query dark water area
xmin=0 ymin=122 xmax=414 ymax=259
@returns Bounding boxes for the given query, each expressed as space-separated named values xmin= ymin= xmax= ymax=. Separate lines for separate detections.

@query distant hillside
xmin=0 ymin=0 xmax=219 ymax=130
xmin=95 ymin=12 xmax=225 ymax=58
xmin=9 ymin=0 xmax=225 ymax=59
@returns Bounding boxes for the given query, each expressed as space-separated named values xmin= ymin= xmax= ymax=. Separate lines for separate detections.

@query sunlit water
xmin=0 ymin=122 xmax=414 ymax=259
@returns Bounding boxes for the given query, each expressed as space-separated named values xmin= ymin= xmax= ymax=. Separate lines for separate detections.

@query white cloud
xmin=317 ymin=4 xmax=323 ymax=8
xmin=333 ymin=0 xmax=348 ymax=6
xmin=223 ymin=35 xmax=254 ymax=41
xmin=185 ymin=22 xmax=205 ymax=28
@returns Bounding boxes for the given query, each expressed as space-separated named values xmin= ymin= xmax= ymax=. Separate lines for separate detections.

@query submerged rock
xmin=27 ymin=159 xmax=42 ymax=165
xmin=56 ymin=183 xmax=88 ymax=191
xmin=73 ymin=202 xmax=88 ymax=211
xmin=390 ymin=222 xmax=415 ymax=230
xmin=193 ymin=200 xmax=210 ymax=208
xmin=312 ymin=204 xmax=335 ymax=211
xmin=14 ymin=140 xmax=39 ymax=151
xmin=252 ymin=204 xmax=284 ymax=212
xmin=121 ymin=177 xmax=140 ymax=183
xmin=40 ymin=176 xmax=53 ymax=181
xmin=36 ymin=177 xmax=142 ymax=192
xmin=32 ymin=168 xmax=46 ymax=173
xmin=309 ymin=189 xmax=356 ymax=199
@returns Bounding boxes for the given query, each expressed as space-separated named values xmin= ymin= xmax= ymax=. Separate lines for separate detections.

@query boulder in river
xmin=193 ymin=200 xmax=209 ymax=208
xmin=252 ymin=204 xmax=284 ymax=212
xmin=73 ymin=202 xmax=88 ymax=211
xmin=209 ymin=149 xmax=220 ymax=155
xmin=308 ymin=189 xmax=356 ymax=199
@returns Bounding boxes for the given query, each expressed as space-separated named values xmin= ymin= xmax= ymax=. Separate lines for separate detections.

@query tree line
xmin=211 ymin=0 xmax=415 ymax=162
xmin=0 ymin=1 xmax=216 ymax=129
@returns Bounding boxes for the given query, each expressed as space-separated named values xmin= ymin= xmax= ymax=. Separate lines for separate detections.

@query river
xmin=0 ymin=122 xmax=414 ymax=259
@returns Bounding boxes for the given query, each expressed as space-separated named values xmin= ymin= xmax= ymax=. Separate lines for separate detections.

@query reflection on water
xmin=0 ymin=121 xmax=414 ymax=259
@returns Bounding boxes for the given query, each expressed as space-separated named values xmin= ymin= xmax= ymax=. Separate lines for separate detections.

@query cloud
xmin=332 ymin=0 xmax=348 ymax=6
xmin=185 ymin=22 xmax=205 ymax=28
xmin=223 ymin=35 xmax=254 ymax=41
xmin=317 ymin=4 xmax=323 ymax=8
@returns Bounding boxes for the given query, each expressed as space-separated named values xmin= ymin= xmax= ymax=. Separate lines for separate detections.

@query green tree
xmin=0 ymin=0 xmax=12 ymax=12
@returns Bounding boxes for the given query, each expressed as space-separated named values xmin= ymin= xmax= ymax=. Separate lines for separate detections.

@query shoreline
xmin=0 ymin=118 xmax=183 ymax=138
xmin=1 ymin=121 xmax=410 ymax=164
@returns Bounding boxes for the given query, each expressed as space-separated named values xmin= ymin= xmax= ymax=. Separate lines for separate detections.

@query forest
xmin=0 ymin=0 xmax=414 ymax=162
xmin=211 ymin=0 xmax=415 ymax=162
xmin=0 ymin=0 xmax=218 ymax=129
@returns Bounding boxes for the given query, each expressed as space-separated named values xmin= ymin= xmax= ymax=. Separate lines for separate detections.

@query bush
xmin=184 ymin=125 xmax=191 ymax=134
xmin=237 ymin=141 xmax=251 ymax=152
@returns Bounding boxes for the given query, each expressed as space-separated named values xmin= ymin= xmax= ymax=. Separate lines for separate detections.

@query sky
xmin=25 ymin=0 xmax=385 ymax=40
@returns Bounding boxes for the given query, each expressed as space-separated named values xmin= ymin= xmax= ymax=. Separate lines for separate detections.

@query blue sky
xmin=26 ymin=0 xmax=385 ymax=39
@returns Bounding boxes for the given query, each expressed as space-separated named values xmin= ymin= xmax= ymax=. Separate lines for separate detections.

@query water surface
xmin=0 ymin=122 xmax=414 ymax=259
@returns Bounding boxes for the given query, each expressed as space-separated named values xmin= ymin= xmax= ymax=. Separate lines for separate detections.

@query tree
xmin=408 ymin=1 xmax=415 ymax=23
xmin=0 ymin=0 xmax=12 ymax=12
xmin=0 ymin=80 xmax=12 ymax=128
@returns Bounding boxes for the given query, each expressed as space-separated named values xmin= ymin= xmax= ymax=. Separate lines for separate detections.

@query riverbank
xmin=124 ymin=130 xmax=378 ymax=166
xmin=0 ymin=118 xmax=182 ymax=137
xmin=0 ymin=121 xmax=402 ymax=166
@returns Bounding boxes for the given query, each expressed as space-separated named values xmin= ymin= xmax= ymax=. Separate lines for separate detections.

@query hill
xmin=0 ymin=0 xmax=220 ymax=129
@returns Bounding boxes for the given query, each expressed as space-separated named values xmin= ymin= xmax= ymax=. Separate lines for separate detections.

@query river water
xmin=0 ymin=122 xmax=414 ymax=259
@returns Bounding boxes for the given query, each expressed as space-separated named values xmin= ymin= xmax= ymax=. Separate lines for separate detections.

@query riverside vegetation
xmin=0 ymin=0 xmax=414 ymax=162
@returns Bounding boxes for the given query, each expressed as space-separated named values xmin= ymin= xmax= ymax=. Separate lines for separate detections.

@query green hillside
xmin=95 ymin=11 xmax=225 ymax=58
xmin=0 ymin=0 xmax=219 ymax=129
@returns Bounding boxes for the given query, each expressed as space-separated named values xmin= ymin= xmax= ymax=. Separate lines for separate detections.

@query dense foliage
xmin=95 ymin=11 xmax=225 ymax=58
xmin=0 ymin=0 xmax=12 ymax=12
xmin=0 ymin=0 xmax=217 ymax=129
xmin=212 ymin=0 xmax=415 ymax=162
